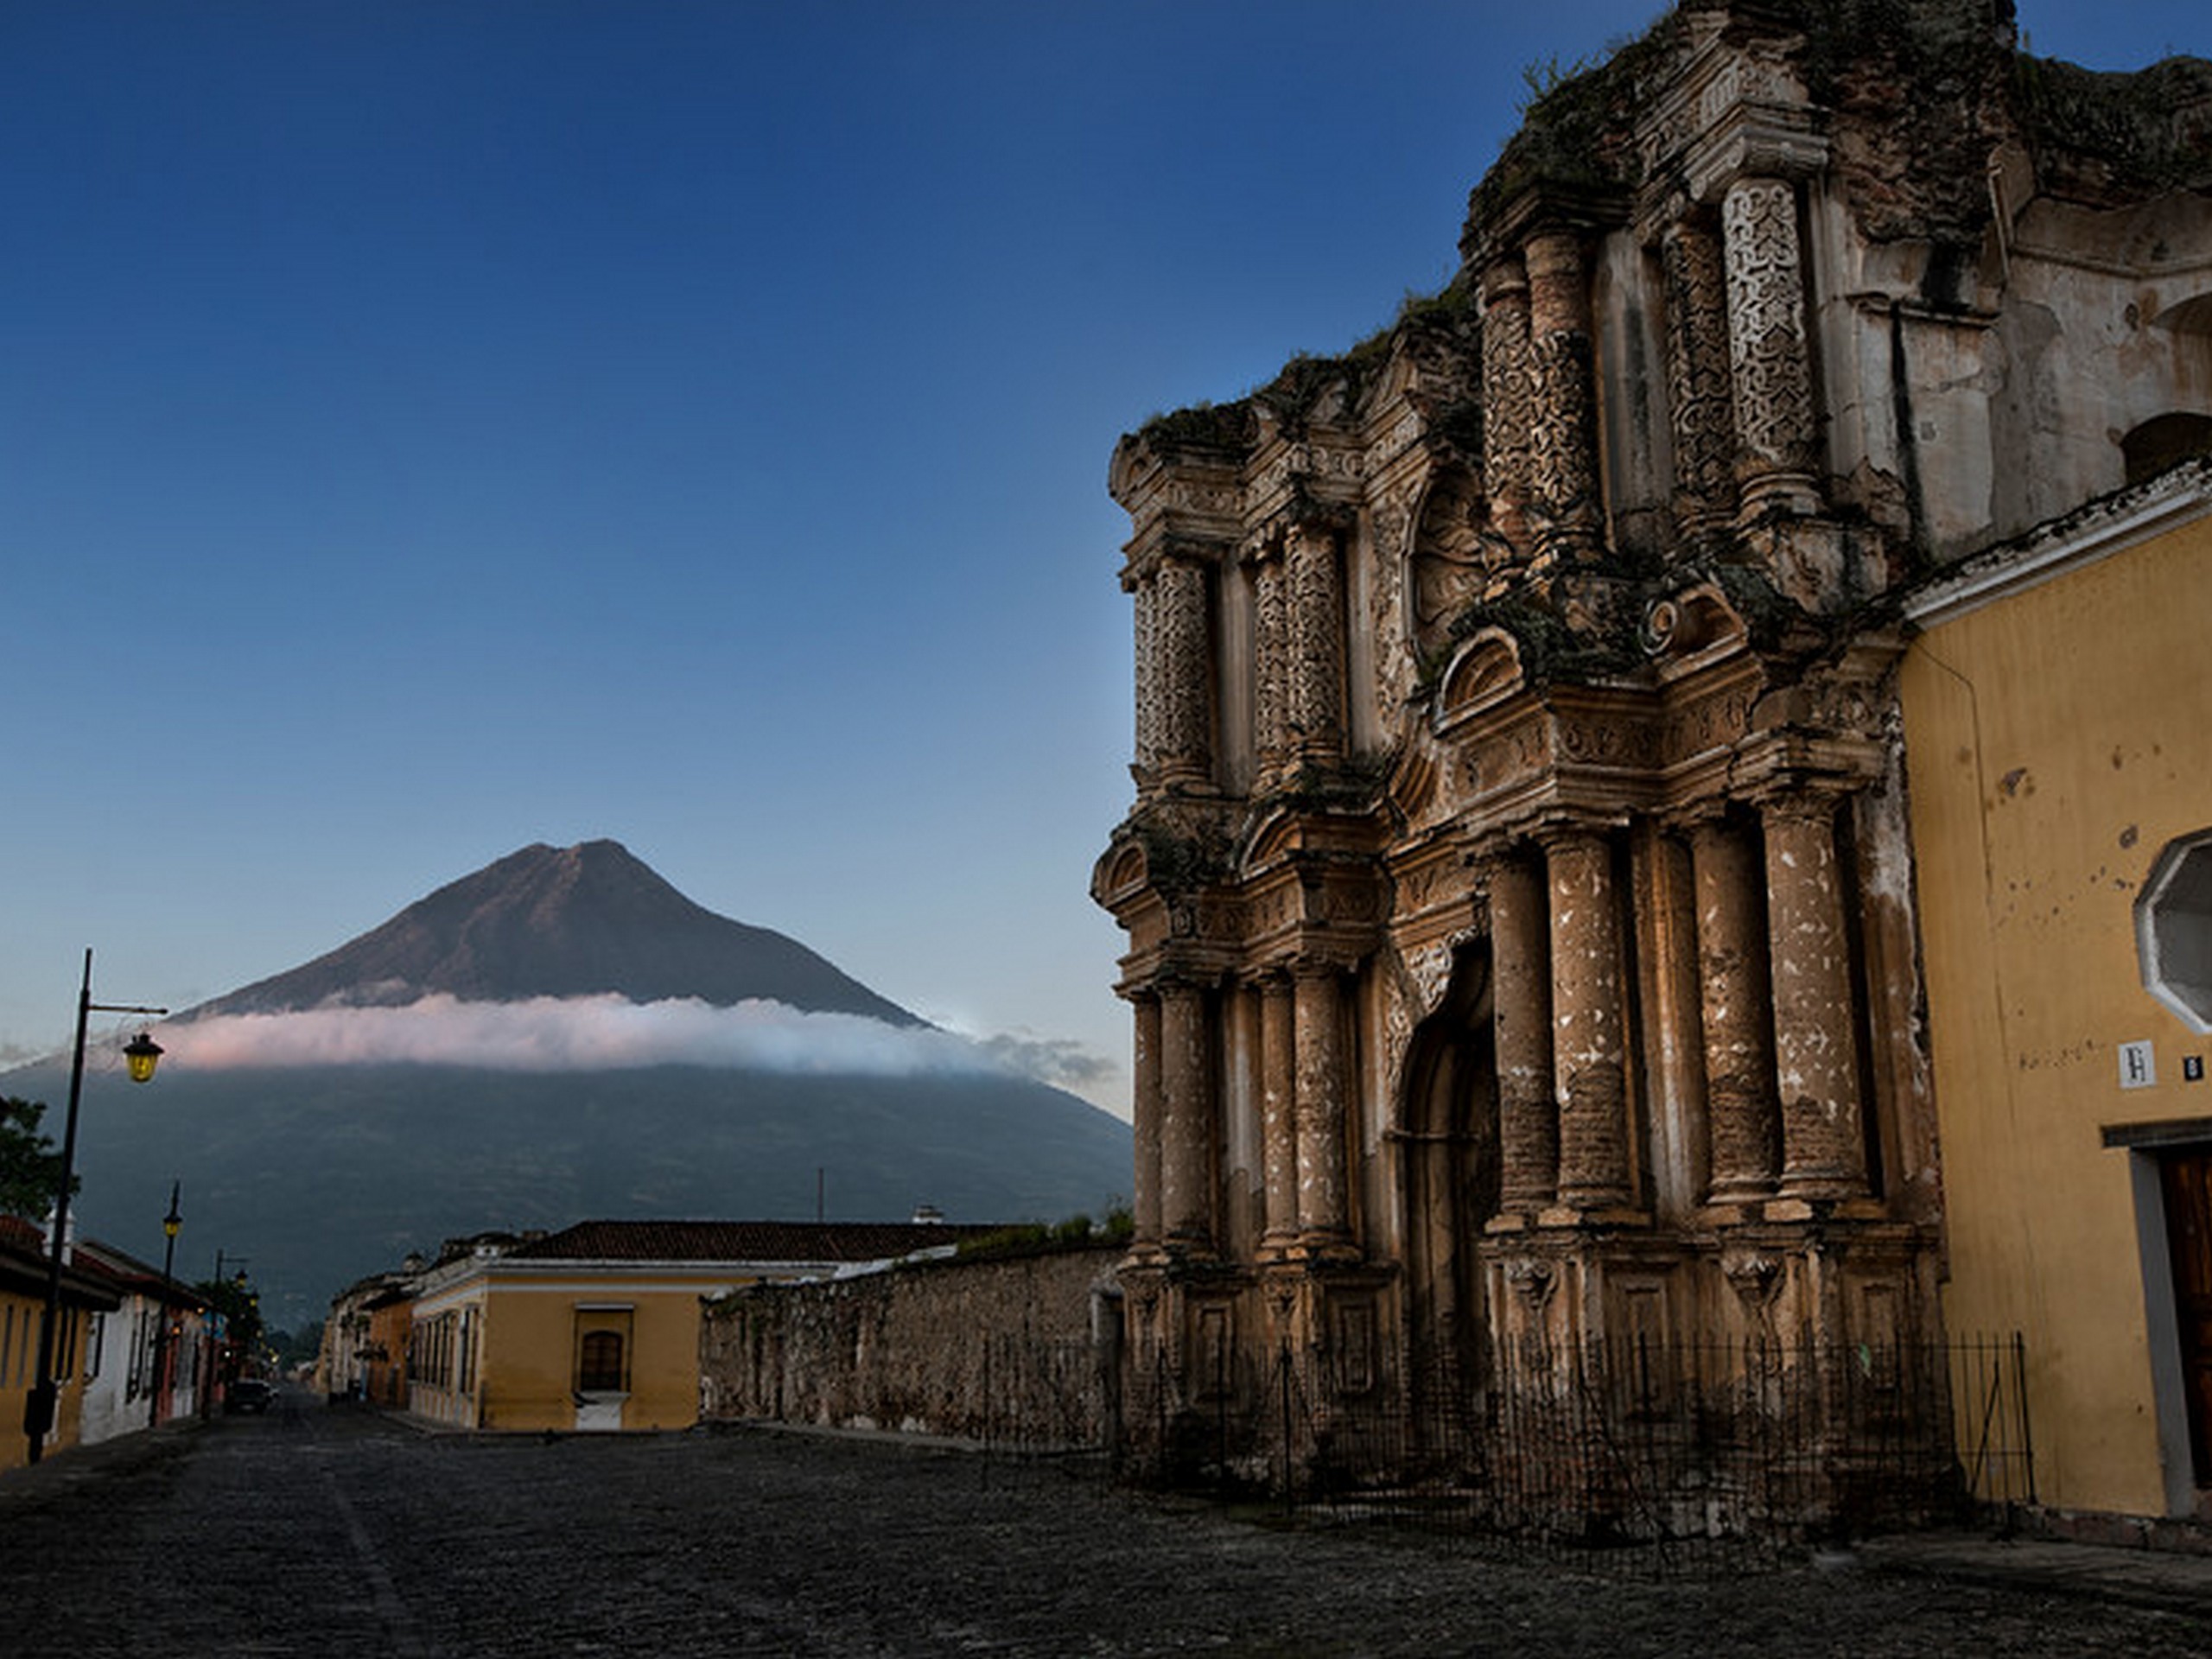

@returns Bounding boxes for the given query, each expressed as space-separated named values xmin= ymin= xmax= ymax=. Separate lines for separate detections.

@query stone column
xmin=1284 ymin=518 xmax=1344 ymax=768
xmin=1153 ymin=553 xmax=1213 ymax=789
xmin=1249 ymin=542 xmax=1290 ymax=791
xmin=1294 ymin=963 xmax=1355 ymax=1256
xmin=1479 ymin=255 xmax=1534 ymax=557
xmin=1485 ymin=848 xmax=1558 ymax=1215
xmin=1129 ymin=990 xmax=1165 ymax=1256
xmin=1688 ymin=815 xmax=1779 ymax=1203
xmin=1761 ymin=793 xmax=1868 ymax=1200
xmin=1719 ymin=176 xmax=1821 ymax=517
xmin=1523 ymin=228 xmax=1601 ymax=566
xmin=1546 ymin=829 xmax=1633 ymax=1211
xmin=1257 ymin=973 xmax=1300 ymax=1259
xmin=1158 ymin=980 xmax=1216 ymax=1251
xmin=1659 ymin=216 xmax=1738 ymax=537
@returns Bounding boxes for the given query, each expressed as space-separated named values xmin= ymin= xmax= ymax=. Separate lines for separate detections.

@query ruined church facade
xmin=1094 ymin=0 xmax=2212 ymax=1495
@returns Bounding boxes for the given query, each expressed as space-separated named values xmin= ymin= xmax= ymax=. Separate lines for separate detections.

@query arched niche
xmin=1397 ymin=945 xmax=1498 ymax=1415
xmin=2122 ymin=412 xmax=2212 ymax=487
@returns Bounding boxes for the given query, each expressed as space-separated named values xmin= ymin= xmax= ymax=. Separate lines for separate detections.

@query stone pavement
xmin=3 ymin=1387 xmax=2207 ymax=1656
xmin=1855 ymin=1528 xmax=2212 ymax=1618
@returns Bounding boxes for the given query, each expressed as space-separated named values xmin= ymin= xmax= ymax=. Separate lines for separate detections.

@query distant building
xmin=1095 ymin=0 xmax=2212 ymax=1529
xmin=401 ymin=1219 xmax=992 ymax=1433
xmin=69 ymin=1235 xmax=209 ymax=1443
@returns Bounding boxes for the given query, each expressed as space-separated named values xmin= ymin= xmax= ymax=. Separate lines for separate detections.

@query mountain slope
xmin=192 ymin=839 xmax=919 ymax=1026
xmin=3 ymin=841 xmax=1128 ymax=1331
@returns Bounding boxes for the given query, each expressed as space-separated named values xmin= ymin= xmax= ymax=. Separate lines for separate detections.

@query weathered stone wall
xmin=699 ymin=1244 xmax=1123 ymax=1451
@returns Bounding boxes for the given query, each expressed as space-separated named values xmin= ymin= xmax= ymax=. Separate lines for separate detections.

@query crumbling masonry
xmin=1094 ymin=0 xmax=2212 ymax=1513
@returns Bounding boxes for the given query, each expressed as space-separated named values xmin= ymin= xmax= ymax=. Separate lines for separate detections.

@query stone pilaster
xmin=1761 ymin=794 xmax=1869 ymax=1202
xmin=1294 ymin=963 xmax=1356 ymax=1257
xmin=1129 ymin=574 xmax=1160 ymax=785
xmin=1688 ymin=815 xmax=1780 ymax=1205
xmin=1158 ymin=980 xmax=1217 ymax=1252
xmin=1153 ymin=554 xmax=1213 ymax=788
xmin=1249 ymin=542 xmax=1290 ymax=791
xmin=1485 ymin=848 xmax=1558 ymax=1216
xmin=1479 ymin=256 xmax=1534 ymax=557
xmin=1659 ymin=217 xmax=1737 ymax=537
xmin=1284 ymin=518 xmax=1344 ymax=768
xmin=1546 ymin=829 xmax=1634 ymax=1212
xmin=1258 ymin=973 xmax=1300 ymax=1260
xmin=1128 ymin=990 xmax=1165 ymax=1259
xmin=1719 ymin=176 xmax=1821 ymax=518
xmin=1523 ymin=229 xmax=1601 ymax=567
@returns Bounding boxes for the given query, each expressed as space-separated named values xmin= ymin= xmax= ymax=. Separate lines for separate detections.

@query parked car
xmin=226 ymin=1377 xmax=276 ymax=1414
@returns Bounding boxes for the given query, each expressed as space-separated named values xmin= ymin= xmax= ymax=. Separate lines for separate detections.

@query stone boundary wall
xmin=699 ymin=1243 xmax=1124 ymax=1451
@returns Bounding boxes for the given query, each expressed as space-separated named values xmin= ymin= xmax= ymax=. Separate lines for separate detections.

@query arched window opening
xmin=2122 ymin=412 xmax=2212 ymax=487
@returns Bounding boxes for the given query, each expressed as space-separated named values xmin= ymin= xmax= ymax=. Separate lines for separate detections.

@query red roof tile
xmin=504 ymin=1218 xmax=1000 ymax=1265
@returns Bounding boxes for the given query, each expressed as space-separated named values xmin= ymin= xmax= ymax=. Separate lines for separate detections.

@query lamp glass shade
xmin=123 ymin=1032 xmax=163 ymax=1084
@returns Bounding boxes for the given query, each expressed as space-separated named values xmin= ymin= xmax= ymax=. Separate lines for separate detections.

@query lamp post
xmin=148 ymin=1180 xmax=182 ymax=1429
xmin=22 ymin=949 xmax=166 ymax=1465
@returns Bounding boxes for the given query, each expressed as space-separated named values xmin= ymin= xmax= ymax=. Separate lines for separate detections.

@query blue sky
xmin=3 ymin=1 xmax=2201 ymax=1122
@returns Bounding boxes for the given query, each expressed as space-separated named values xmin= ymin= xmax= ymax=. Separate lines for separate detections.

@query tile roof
xmin=504 ymin=1218 xmax=1002 ymax=1265
xmin=0 ymin=1214 xmax=125 ymax=1308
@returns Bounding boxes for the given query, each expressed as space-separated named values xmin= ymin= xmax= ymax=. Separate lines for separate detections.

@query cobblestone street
xmin=3 ymin=1389 xmax=2207 ymax=1657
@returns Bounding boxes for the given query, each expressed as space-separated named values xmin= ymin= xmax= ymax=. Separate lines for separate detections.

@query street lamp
xmin=22 ymin=949 xmax=167 ymax=1465
xmin=148 ymin=1180 xmax=182 ymax=1429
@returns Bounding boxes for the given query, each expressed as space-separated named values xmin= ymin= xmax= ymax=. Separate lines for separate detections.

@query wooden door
xmin=2160 ymin=1148 xmax=2212 ymax=1488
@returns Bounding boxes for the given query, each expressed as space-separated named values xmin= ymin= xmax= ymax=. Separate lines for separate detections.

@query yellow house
xmin=404 ymin=1218 xmax=983 ymax=1433
xmin=1 ymin=1216 xmax=124 ymax=1472
xmin=1901 ymin=460 xmax=2212 ymax=1524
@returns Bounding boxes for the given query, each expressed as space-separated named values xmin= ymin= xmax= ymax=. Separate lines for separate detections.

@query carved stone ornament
xmin=1720 ymin=1248 xmax=1783 ymax=1311
xmin=1503 ymin=1256 xmax=1557 ymax=1309
xmin=1369 ymin=485 xmax=1419 ymax=714
xmin=1411 ymin=467 xmax=1490 ymax=658
xmin=1436 ymin=630 xmax=1527 ymax=728
xmin=1720 ymin=176 xmax=1817 ymax=484
xmin=1403 ymin=940 xmax=1458 ymax=1022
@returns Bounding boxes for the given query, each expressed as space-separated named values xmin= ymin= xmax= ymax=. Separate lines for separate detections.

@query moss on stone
xmin=2010 ymin=53 xmax=2212 ymax=196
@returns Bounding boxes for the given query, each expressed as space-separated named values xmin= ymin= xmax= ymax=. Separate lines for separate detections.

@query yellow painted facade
xmin=1902 ymin=478 xmax=2212 ymax=1517
xmin=410 ymin=1267 xmax=747 ymax=1434
xmin=0 ymin=1281 xmax=97 ymax=1472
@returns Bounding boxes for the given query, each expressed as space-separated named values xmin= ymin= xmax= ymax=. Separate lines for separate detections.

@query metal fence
xmin=1112 ymin=1332 xmax=2036 ymax=1570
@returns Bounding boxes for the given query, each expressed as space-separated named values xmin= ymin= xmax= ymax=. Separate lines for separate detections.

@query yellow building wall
xmin=0 ymin=1289 xmax=93 ymax=1472
xmin=473 ymin=1276 xmax=724 ymax=1433
xmin=1902 ymin=505 xmax=2212 ymax=1516
xmin=1 ymin=1284 xmax=40 ymax=1472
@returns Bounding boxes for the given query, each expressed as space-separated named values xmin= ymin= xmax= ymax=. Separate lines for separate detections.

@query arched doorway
xmin=1399 ymin=947 xmax=1500 ymax=1452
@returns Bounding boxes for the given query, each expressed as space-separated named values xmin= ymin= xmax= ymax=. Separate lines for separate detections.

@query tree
xmin=0 ymin=1096 xmax=72 ymax=1221
xmin=198 ymin=1273 xmax=265 ymax=1361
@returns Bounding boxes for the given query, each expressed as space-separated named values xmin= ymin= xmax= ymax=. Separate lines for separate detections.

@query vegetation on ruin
xmin=2010 ymin=53 xmax=2212 ymax=194
xmin=952 ymin=1207 xmax=1134 ymax=1262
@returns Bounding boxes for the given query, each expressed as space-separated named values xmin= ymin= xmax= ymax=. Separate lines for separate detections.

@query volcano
xmin=3 ymin=842 xmax=1129 ymax=1332
xmin=188 ymin=839 xmax=920 ymax=1027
